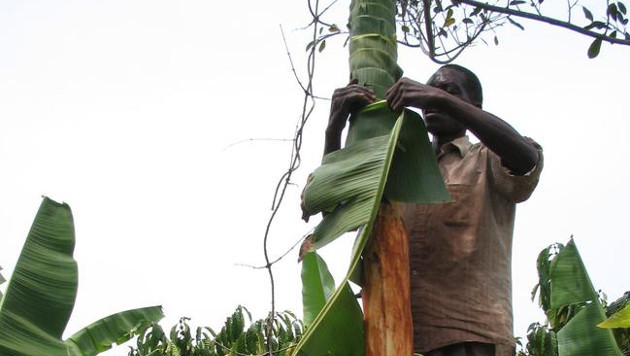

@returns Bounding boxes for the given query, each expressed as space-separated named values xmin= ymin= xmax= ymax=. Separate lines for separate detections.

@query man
xmin=324 ymin=64 xmax=543 ymax=356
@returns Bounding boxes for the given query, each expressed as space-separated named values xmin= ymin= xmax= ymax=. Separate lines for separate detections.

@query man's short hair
xmin=440 ymin=64 xmax=483 ymax=106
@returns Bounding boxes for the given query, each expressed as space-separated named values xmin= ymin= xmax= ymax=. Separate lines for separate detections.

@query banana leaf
xmin=301 ymin=252 xmax=336 ymax=328
xmin=296 ymin=105 xmax=447 ymax=355
xmin=65 ymin=305 xmax=164 ymax=355
xmin=0 ymin=197 xmax=77 ymax=356
xmin=549 ymin=239 xmax=623 ymax=356
xmin=549 ymin=239 xmax=597 ymax=309
xmin=558 ymin=303 xmax=622 ymax=356
xmin=299 ymin=252 xmax=364 ymax=355
xmin=599 ymin=305 xmax=630 ymax=329
xmin=302 ymin=102 xmax=448 ymax=250
xmin=0 ymin=197 xmax=164 ymax=355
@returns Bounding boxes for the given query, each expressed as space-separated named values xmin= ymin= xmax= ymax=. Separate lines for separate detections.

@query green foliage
xmin=129 ymin=307 xmax=303 ymax=356
xmin=520 ymin=239 xmax=627 ymax=356
xmin=518 ymin=322 xmax=558 ymax=356
xmin=0 ymin=197 xmax=164 ymax=356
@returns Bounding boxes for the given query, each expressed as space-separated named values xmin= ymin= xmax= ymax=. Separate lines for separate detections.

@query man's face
xmin=423 ymin=68 xmax=476 ymax=136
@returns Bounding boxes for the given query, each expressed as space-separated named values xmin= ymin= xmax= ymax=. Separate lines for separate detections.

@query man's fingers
xmin=387 ymin=84 xmax=404 ymax=111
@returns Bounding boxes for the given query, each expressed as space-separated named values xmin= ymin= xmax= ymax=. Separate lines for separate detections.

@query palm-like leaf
xmin=0 ymin=197 xmax=163 ymax=355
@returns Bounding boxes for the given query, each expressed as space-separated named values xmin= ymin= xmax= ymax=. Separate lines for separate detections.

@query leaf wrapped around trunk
xmin=349 ymin=0 xmax=401 ymax=99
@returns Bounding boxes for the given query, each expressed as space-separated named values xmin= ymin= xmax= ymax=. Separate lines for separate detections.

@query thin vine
xmin=260 ymin=1 xmax=328 ymax=354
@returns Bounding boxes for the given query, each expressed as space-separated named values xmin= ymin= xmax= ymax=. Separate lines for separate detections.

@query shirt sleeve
xmin=488 ymin=137 xmax=544 ymax=203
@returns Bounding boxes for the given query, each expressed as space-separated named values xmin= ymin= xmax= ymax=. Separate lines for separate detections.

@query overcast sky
xmin=1 ymin=1 xmax=629 ymax=355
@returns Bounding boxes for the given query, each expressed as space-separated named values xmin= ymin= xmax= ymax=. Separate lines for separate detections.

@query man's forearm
xmin=323 ymin=126 xmax=343 ymax=158
xmin=448 ymin=99 xmax=539 ymax=175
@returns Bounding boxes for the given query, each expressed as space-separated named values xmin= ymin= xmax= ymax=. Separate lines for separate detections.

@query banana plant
xmin=524 ymin=239 xmax=625 ymax=356
xmin=0 ymin=197 xmax=164 ymax=356
xmin=295 ymin=0 xmax=449 ymax=354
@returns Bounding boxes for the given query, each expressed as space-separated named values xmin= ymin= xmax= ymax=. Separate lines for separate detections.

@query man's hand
xmin=324 ymin=79 xmax=376 ymax=156
xmin=327 ymin=79 xmax=377 ymax=136
xmin=386 ymin=77 xmax=451 ymax=112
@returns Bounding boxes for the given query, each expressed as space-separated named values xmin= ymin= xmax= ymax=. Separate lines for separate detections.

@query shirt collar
xmin=439 ymin=135 xmax=472 ymax=158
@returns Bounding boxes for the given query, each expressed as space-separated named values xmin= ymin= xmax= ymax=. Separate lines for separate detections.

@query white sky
xmin=1 ymin=1 xmax=629 ymax=355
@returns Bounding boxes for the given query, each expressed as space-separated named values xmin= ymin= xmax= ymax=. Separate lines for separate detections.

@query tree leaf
xmin=583 ymin=6 xmax=594 ymax=22
xmin=510 ymin=0 xmax=526 ymax=5
xmin=494 ymin=35 xmax=499 ymax=45
xmin=618 ymin=2 xmax=627 ymax=15
xmin=587 ymin=37 xmax=603 ymax=59
xmin=318 ymin=39 xmax=326 ymax=53
xmin=608 ymin=4 xmax=619 ymax=22
xmin=508 ymin=17 xmax=525 ymax=30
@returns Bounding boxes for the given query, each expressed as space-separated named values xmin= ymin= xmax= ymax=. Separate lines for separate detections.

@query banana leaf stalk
xmin=295 ymin=0 xmax=449 ymax=354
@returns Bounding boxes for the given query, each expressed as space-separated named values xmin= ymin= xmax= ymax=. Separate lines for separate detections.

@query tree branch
xmin=456 ymin=0 xmax=630 ymax=45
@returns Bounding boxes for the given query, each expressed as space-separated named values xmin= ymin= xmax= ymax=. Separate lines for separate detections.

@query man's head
xmin=423 ymin=64 xmax=483 ymax=137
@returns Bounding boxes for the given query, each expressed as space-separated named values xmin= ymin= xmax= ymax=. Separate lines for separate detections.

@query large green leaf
xmin=558 ymin=303 xmax=623 ymax=356
xmin=65 ymin=305 xmax=164 ymax=355
xmin=301 ymin=252 xmax=336 ymax=328
xmin=599 ymin=305 xmax=630 ymax=329
xmin=0 ymin=197 xmax=77 ymax=356
xmin=548 ymin=239 xmax=623 ymax=356
xmin=302 ymin=104 xmax=448 ymax=250
xmin=299 ymin=252 xmax=364 ymax=356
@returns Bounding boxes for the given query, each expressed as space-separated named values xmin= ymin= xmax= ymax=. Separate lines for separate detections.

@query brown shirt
xmin=403 ymin=136 xmax=543 ymax=354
